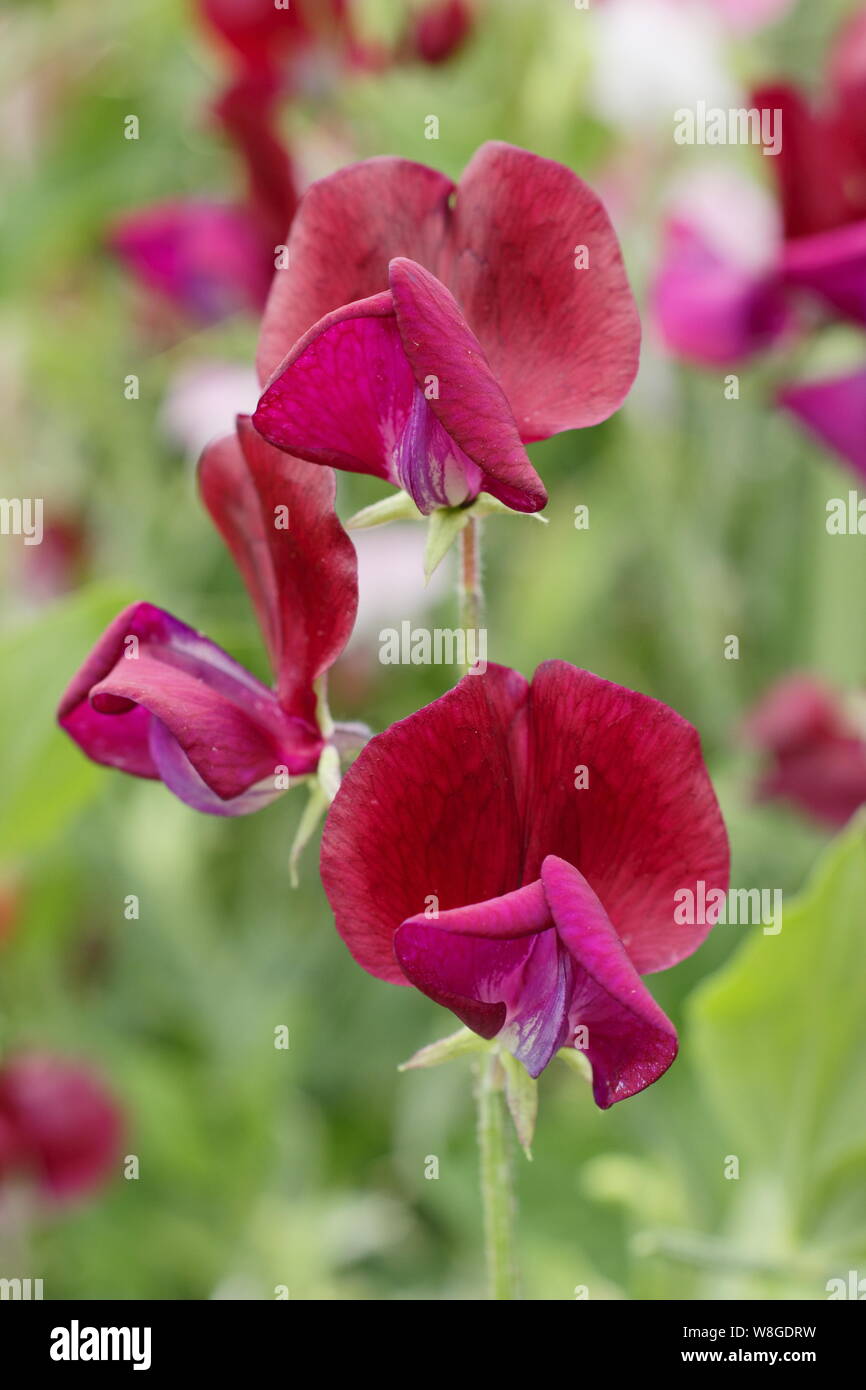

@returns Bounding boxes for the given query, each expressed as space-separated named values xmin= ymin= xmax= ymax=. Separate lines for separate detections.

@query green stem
xmin=458 ymin=515 xmax=484 ymax=637
xmin=476 ymin=1050 xmax=519 ymax=1300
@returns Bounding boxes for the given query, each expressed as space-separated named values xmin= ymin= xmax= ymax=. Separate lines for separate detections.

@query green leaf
xmin=424 ymin=506 xmax=469 ymax=581
xmin=499 ymin=1051 xmax=538 ymax=1159
xmin=0 ymin=585 xmax=135 ymax=859
xmin=398 ymin=1027 xmax=488 ymax=1071
xmin=345 ymin=491 xmax=424 ymax=530
xmin=689 ymin=812 xmax=866 ymax=1249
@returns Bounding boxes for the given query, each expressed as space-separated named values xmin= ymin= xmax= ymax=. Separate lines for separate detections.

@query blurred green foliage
xmin=1 ymin=0 xmax=865 ymax=1299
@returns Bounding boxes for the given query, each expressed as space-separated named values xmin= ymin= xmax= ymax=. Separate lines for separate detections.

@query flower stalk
xmin=476 ymin=1048 xmax=519 ymax=1301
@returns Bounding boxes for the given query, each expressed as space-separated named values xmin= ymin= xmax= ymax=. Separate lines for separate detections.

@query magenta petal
xmin=199 ymin=418 xmax=357 ymax=716
xmin=148 ymin=718 xmax=289 ymax=817
xmin=389 ymin=258 xmax=547 ymax=512
xmin=395 ymin=881 xmax=571 ymax=1074
xmin=653 ymin=219 xmax=789 ymax=365
xmin=392 ymin=386 xmax=484 ymax=512
xmin=321 ymin=664 xmax=529 ymax=983
xmin=58 ymin=602 xmax=320 ymax=803
xmin=782 ymin=222 xmax=866 ymax=327
xmin=111 ymin=200 xmax=270 ymax=321
xmin=778 ymin=369 xmax=866 ymax=482
xmin=257 ymin=158 xmax=454 ymax=382
xmin=254 ymin=293 xmax=414 ymax=482
xmin=523 ymin=662 xmax=730 ymax=974
xmin=541 ymin=857 xmax=678 ymax=1107
xmin=449 ymin=142 xmax=641 ymax=441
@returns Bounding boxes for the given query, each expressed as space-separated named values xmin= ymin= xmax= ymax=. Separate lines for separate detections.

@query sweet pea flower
xmin=742 ymin=674 xmax=866 ymax=828
xmin=58 ymin=419 xmax=357 ymax=817
xmin=0 ymin=1054 xmax=121 ymax=1203
xmin=321 ymin=662 xmax=729 ymax=1106
xmin=406 ymin=0 xmax=475 ymax=65
xmin=253 ymin=143 xmax=641 ymax=516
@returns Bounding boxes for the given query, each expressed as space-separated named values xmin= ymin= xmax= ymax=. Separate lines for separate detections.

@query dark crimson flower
xmin=253 ymin=143 xmax=641 ymax=515
xmin=58 ymin=419 xmax=357 ymax=816
xmin=0 ymin=1054 xmax=121 ymax=1203
xmin=321 ymin=662 xmax=728 ymax=1106
xmin=742 ymin=674 xmax=866 ymax=828
xmin=407 ymin=0 xmax=474 ymax=65
xmin=198 ymin=0 xmax=356 ymax=78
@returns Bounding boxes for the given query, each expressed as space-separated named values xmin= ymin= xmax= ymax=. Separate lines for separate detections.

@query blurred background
xmin=1 ymin=0 xmax=865 ymax=1300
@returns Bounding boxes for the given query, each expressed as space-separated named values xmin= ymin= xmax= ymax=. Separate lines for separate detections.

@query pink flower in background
xmin=58 ymin=419 xmax=357 ymax=816
xmin=111 ymin=199 xmax=276 ymax=323
xmin=253 ymin=143 xmax=640 ymax=515
xmin=742 ymin=674 xmax=866 ymax=828
xmin=653 ymin=6 xmax=866 ymax=480
xmin=0 ymin=1055 xmax=121 ymax=1203
xmin=652 ymin=169 xmax=791 ymax=365
xmin=321 ymin=662 xmax=729 ymax=1106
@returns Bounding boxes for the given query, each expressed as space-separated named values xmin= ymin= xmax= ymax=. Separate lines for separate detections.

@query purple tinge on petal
xmin=778 ymin=368 xmax=866 ymax=482
xmin=393 ymin=386 xmax=483 ymax=511
xmin=540 ymin=857 xmax=678 ymax=1108
xmin=148 ymin=718 xmax=296 ymax=817
xmin=394 ymin=882 xmax=566 ymax=1067
xmin=58 ymin=602 xmax=322 ymax=807
xmin=396 ymin=866 xmax=677 ymax=1099
xmin=388 ymin=258 xmax=547 ymax=512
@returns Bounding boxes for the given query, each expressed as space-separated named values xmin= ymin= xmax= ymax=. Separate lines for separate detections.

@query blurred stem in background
xmin=476 ymin=1050 xmax=519 ymax=1301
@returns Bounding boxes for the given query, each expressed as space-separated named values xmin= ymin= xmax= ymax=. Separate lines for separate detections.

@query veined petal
xmin=199 ymin=418 xmax=358 ymax=716
xmin=257 ymin=158 xmax=454 ymax=382
xmin=448 ymin=142 xmax=641 ymax=441
xmin=321 ymin=665 xmax=529 ymax=983
xmin=254 ymin=293 xmax=414 ymax=481
xmin=522 ymin=662 xmax=730 ymax=973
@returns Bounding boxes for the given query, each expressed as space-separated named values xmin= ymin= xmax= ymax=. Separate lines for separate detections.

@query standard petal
xmin=256 ymin=158 xmax=454 ymax=381
xmin=521 ymin=662 xmax=730 ymax=974
xmin=541 ymin=856 xmax=678 ymax=1108
xmin=58 ymin=602 xmax=320 ymax=802
xmin=254 ymin=293 xmax=414 ymax=482
xmin=448 ymin=142 xmax=641 ymax=441
xmin=389 ymin=258 xmax=547 ymax=512
xmin=778 ymin=368 xmax=866 ymax=482
xmin=199 ymin=418 xmax=358 ymax=716
xmin=320 ymin=664 xmax=529 ymax=983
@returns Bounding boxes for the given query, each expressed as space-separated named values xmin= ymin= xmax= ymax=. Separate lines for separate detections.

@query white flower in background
xmin=590 ymin=0 xmax=739 ymax=131
xmin=160 ymin=361 xmax=259 ymax=460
